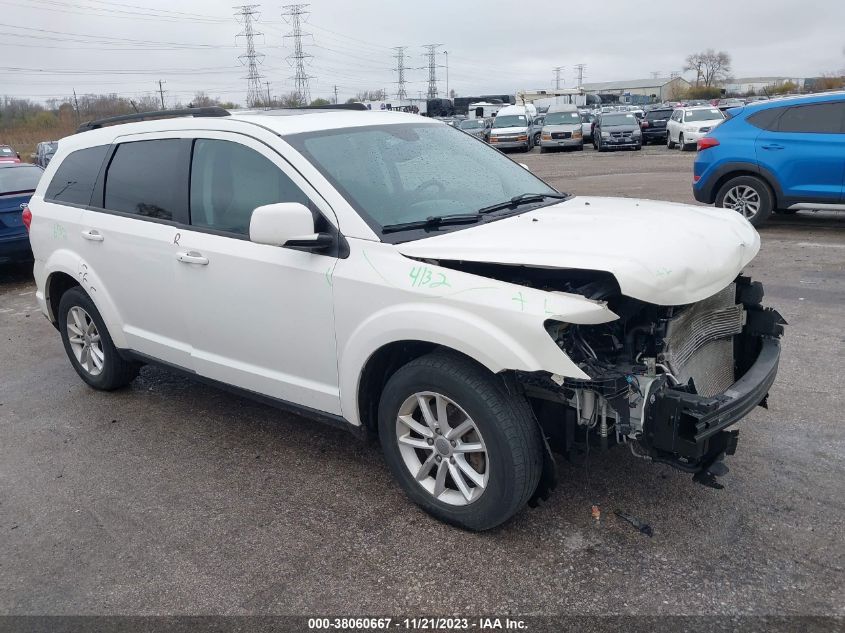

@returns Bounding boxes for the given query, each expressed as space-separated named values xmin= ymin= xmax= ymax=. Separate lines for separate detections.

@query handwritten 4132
xmin=409 ymin=265 xmax=450 ymax=289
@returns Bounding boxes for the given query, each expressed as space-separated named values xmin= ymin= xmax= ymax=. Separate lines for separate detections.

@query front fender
xmin=43 ymin=249 xmax=128 ymax=349
xmin=333 ymin=243 xmax=618 ymax=426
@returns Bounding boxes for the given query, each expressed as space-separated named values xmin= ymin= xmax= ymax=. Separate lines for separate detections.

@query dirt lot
xmin=1 ymin=145 xmax=844 ymax=617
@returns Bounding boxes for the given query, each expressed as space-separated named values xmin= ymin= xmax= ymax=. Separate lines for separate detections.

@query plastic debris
xmin=614 ymin=509 xmax=653 ymax=537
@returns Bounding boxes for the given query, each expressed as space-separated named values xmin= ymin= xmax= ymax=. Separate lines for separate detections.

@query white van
xmin=488 ymin=105 xmax=535 ymax=152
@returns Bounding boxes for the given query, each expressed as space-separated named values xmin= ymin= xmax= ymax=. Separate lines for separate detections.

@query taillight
xmin=641 ymin=120 xmax=649 ymax=128
xmin=22 ymin=205 xmax=32 ymax=232
xmin=697 ymin=137 xmax=720 ymax=151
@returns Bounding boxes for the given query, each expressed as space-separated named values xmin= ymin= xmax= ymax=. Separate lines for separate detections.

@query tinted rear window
xmin=104 ymin=139 xmax=189 ymax=222
xmin=777 ymin=102 xmax=844 ymax=133
xmin=0 ymin=165 xmax=42 ymax=194
xmin=746 ymin=108 xmax=783 ymax=130
xmin=45 ymin=145 xmax=109 ymax=206
xmin=645 ymin=110 xmax=673 ymax=120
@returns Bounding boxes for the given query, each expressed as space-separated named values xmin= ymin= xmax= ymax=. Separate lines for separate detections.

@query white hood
xmin=396 ymin=196 xmax=760 ymax=306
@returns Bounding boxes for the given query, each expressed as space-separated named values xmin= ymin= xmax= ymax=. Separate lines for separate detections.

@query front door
xmin=174 ymin=133 xmax=342 ymax=415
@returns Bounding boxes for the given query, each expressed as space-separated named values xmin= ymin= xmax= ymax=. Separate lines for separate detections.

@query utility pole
xmin=650 ymin=71 xmax=662 ymax=78
xmin=157 ymin=80 xmax=166 ymax=108
xmin=333 ymin=85 xmax=338 ymax=104
xmin=553 ymin=66 xmax=564 ymax=89
xmin=282 ymin=4 xmax=313 ymax=106
xmin=422 ymin=44 xmax=442 ymax=99
xmin=392 ymin=46 xmax=409 ymax=100
xmin=234 ymin=5 xmax=265 ymax=109
xmin=574 ymin=63 xmax=587 ymax=90
xmin=72 ymin=89 xmax=80 ymax=123
xmin=265 ymin=81 xmax=272 ymax=108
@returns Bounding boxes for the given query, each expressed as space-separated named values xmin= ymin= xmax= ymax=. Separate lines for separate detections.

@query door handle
xmin=761 ymin=144 xmax=784 ymax=150
xmin=81 ymin=229 xmax=104 ymax=242
xmin=177 ymin=251 xmax=209 ymax=265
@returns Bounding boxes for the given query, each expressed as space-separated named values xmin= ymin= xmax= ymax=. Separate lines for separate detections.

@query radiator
xmin=662 ymin=284 xmax=744 ymax=397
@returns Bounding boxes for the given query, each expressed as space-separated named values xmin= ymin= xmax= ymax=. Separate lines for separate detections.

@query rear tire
xmin=715 ymin=175 xmax=774 ymax=227
xmin=378 ymin=350 xmax=543 ymax=531
xmin=667 ymin=132 xmax=676 ymax=149
xmin=58 ymin=286 xmax=141 ymax=390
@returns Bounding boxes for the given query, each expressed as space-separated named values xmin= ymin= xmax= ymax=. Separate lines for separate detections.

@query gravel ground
xmin=1 ymin=144 xmax=843 ymax=617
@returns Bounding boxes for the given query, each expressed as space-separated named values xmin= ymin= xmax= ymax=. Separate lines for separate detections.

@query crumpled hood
xmin=396 ymin=196 xmax=760 ymax=306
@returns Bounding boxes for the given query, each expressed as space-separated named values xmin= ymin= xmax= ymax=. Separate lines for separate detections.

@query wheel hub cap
xmin=66 ymin=306 xmax=105 ymax=377
xmin=395 ymin=391 xmax=488 ymax=506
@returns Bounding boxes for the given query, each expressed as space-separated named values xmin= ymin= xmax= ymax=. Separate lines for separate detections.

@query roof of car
xmin=741 ymin=90 xmax=845 ymax=111
xmin=59 ymin=109 xmax=433 ymax=152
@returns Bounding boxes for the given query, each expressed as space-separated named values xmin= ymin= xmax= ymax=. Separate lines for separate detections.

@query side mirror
xmin=518 ymin=163 xmax=531 ymax=172
xmin=249 ymin=202 xmax=333 ymax=252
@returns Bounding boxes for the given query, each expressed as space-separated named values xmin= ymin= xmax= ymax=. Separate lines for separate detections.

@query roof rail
xmin=302 ymin=102 xmax=368 ymax=111
xmin=76 ymin=106 xmax=230 ymax=133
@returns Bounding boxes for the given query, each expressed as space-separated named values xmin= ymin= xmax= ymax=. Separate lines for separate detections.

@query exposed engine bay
xmin=436 ymin=260 xmax=786 ymax=490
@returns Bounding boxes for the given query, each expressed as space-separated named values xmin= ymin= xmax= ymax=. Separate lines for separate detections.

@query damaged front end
xmin=515 ymin=273 xmax=786 ymax=488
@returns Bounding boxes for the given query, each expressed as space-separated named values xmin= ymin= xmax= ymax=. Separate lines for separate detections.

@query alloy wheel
xmin=723 ymin=185 xmax=761 ymax=219
xmin=395 ymin=391 xmax=488 ymax=506
xmin=66 ymin=306 xmax=105 ymax=376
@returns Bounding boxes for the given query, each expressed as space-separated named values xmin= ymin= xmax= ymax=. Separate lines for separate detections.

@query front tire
xmin=667 ymin=132 xmax=676 ymax=149
xmin=378 ymin=351 xmax=543 ymax=531
xmin=58 ymin=286 xmax=140 ymax=390
xmin=715 ymin=175 xmax=774 ymax=227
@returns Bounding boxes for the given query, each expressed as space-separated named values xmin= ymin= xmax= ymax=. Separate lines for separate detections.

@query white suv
xmin=666 ymin=106 xmax=726 ymax=150
xmin=26 ymin=107 xmax=784 ymax=530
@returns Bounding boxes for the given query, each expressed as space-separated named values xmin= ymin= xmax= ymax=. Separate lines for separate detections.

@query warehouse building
xmin=581 ymin=77 xmax=691 ymax=102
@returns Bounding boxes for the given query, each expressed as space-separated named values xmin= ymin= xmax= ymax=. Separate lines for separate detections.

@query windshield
xmin=601 ymin=113 xmax=637 ymax=126
xmin=544 ymin=112 xmax=581 ymax=125
xmin=492 ymin=115 xmax=527 ymax=128
xmin=0 ymin=165 xmax=42 ymax=193
xmin=645 ymin=110 xmax=673 ymax=120
xmin=685 ymin=108 xmax=724 ymax=122
xmin=45 ymin=142 xmax=58 ymax=154
xmin=459 ymin=120 xmax=483 ymax=129
xmin=286 ymin=123 xmax=557 ymax=239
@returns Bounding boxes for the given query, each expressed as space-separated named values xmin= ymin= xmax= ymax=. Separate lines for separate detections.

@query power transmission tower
xmin=422 ymin=44 xmax=442 ymax=99
xmin=234 ymin=5 xmax=265 ymax=108
xmin=650 ymin=71 xmax=662 ymax=78
xmin=282 ymin=4 xmax=313 ymax=106
xmin=392 ymin=46 xmax=410 ymax=100
xmin=553 ymin=66 xmax=564 ymax=89
xmin=574 ymin=63 xmax=587 ymax=89
xmin=265 ymin=81 xmax=272 ymax=108
xmin=157 ymin=79 xmax=166 ymax=108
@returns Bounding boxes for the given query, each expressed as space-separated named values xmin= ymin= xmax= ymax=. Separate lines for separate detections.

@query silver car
xmin=458 ymin=118 xmax=487 ymax=141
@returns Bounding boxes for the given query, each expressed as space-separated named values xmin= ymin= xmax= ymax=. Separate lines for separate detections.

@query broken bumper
xmin=642 ymin=336 xmax=780 ymax=466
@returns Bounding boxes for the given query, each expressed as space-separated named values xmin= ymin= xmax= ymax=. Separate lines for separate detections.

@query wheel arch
xmin=706 ymin=162 xmax=783 ymax=208
xmin=42 ymin=252 xmax=128 ymax=349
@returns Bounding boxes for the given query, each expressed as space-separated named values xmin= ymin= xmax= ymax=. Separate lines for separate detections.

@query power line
xmin=281 ymin=4 xmax=313 ymax=105
xmin=422 ymin=44 xmax=441 ymax=99
xmin=234 ymin=5 xmax=265 ymax=108
xmin=392 ymin=46 xmax=409 ymax=100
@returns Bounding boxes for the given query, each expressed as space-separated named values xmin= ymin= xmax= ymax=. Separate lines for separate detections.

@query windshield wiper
xmin=477 ymin=192 xmax=569 ymax=215
xmin=381 ymin=213 xmax=482 ymax=234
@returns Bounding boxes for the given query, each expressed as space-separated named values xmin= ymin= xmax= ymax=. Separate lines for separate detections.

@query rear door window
xmin=103 ymin=139 xmax=190 ymax=222
xmin=746 ymin=108 xmax=784 ymax=131
xmin=777 ymin=103 xmax=845 ymax=133
xmin=45 ymin=145 xmax=109 ymax=206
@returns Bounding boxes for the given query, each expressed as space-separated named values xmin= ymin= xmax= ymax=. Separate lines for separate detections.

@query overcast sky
xmin=2 ymin=0 xmax=843 ymax=106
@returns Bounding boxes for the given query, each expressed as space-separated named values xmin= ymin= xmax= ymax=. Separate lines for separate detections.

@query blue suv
xmin=693 ymin=93 xmax=845 ymax=226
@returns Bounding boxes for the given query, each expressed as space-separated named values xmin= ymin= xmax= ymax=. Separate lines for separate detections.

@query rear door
xmin=80 ymin=136 xmax=193 ymax=367
xmin=754 ymin=101 xmax=845 ymax=205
